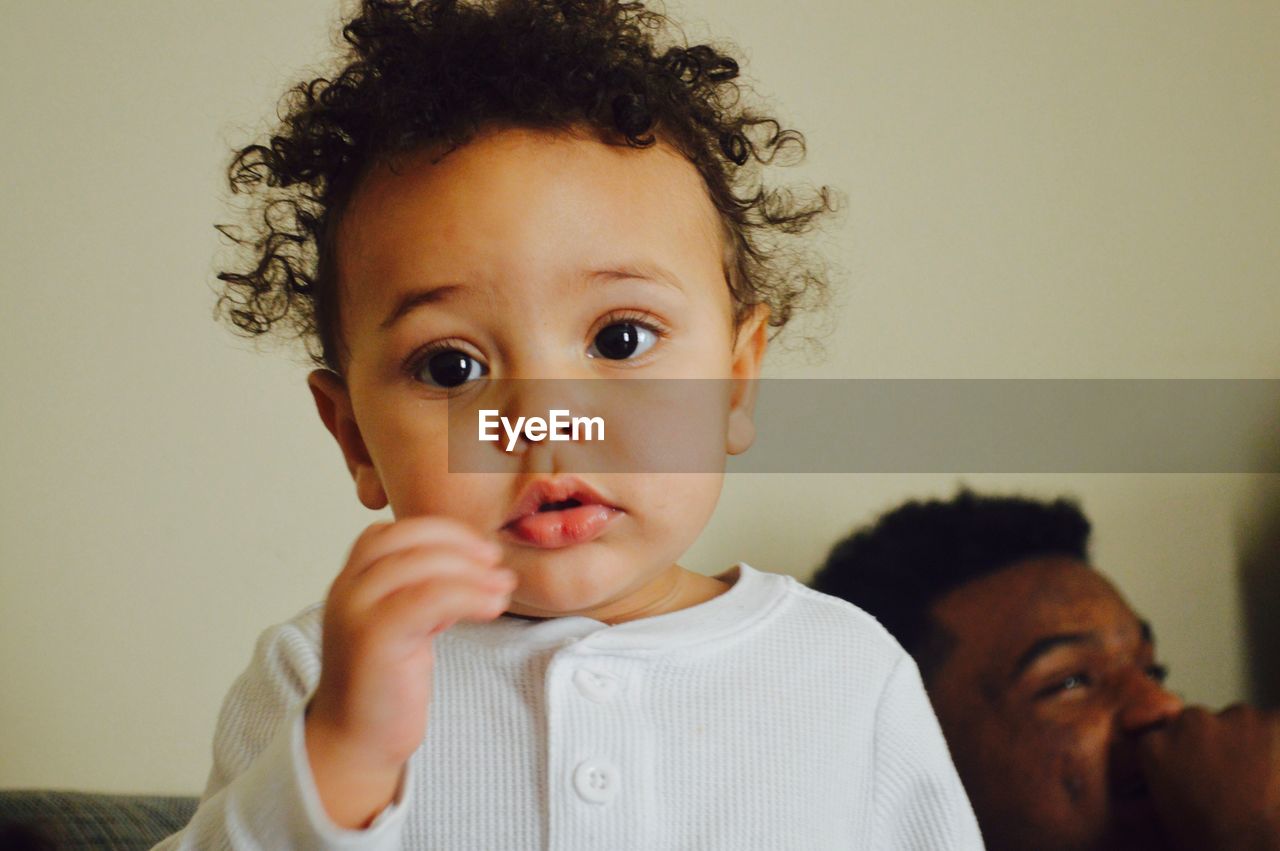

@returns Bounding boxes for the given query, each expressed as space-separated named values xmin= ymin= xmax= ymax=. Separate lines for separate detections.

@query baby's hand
xmin=303 ymin=517 xmax=515 ymax=829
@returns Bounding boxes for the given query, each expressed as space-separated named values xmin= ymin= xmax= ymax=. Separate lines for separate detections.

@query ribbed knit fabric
xmin=151 ymin=563 xmax=984 ymax=850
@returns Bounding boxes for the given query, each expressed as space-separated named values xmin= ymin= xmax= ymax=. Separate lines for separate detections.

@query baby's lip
xmin=500 ymin=476 xmax=620 ymax=529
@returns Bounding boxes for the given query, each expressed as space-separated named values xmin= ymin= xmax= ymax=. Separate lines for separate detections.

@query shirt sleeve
xmin=150 ymin=613 xmax=416 ymax=851
xmin=870 ymin=652 xmax=986 ymax=851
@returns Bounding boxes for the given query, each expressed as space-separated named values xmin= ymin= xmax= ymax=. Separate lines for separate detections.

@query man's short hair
xmin=809 ymin=488 xmax=1091 ymax=678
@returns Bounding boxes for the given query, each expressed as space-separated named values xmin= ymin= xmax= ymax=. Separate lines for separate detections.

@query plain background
xmin=1 ymin=0 xmax=1277 ymax=794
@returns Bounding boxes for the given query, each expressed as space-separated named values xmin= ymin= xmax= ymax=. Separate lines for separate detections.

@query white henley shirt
xmin=152 ymin=562 xmax=984 ymax=850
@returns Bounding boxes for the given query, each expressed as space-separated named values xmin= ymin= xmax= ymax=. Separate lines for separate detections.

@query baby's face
xmin=309 ymin=125 xmax=767 ymax=620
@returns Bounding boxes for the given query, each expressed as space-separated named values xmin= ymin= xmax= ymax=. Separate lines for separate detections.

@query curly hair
xmin=808 ymin=488 xmax=1093 ymax=677
xmin=212 ymin=0 xmax=841 ymax=372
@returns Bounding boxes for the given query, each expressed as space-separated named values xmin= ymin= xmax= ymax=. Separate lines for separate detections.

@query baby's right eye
xmin=415 ymin=349 xmax=488 ymax=389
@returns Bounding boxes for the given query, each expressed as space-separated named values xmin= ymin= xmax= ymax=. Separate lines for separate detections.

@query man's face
xmin=307 ymin=125 xmax=766 ymax=621
xmin=925 ymin=557 xmax=1184 ymax=851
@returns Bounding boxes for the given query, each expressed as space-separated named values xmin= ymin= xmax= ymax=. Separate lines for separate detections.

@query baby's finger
xmin=341 ymin=516 xmax=501 ymax=583
xmin=346 ymin=547 xmax=515 ymax=614
xmin=370 ymin=575 xmax=515 ymax=644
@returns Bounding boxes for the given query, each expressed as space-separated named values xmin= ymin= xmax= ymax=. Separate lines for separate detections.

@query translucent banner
xmin=443 ymin=379 xmax=1280 ymax=473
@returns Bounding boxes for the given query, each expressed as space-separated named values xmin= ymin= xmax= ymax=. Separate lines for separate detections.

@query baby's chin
xmin=504 ymin=578 xmax=631 ymax=621
xmin=503 ymin=558 xmax=667 ymax=622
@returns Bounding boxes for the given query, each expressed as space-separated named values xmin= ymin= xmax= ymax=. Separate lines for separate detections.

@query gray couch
xmin=0 ymin=790 xmax=197 ymax=850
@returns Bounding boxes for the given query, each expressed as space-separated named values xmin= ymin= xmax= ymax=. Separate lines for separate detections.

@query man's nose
xmin=1116 ymin=669 xmax=1184 ymax=733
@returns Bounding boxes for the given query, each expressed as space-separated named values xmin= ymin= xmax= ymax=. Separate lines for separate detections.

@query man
xmin=810 ymin=489 xmax=1279 ymax=851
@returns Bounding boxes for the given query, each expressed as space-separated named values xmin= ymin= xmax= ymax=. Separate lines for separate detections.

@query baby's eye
xmin=416 ymin=349 xmax=488 ymax=388
xmin=587 ymin=321 xmax=658 ymax=361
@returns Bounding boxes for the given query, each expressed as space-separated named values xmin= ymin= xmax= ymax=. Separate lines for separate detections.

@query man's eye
xmin=1038 ymin=672 xmax=1092 ymax=699
xmin=1146 ymin=663 xmax=1169 ymax=684
xmin=1060 ymin=673 xmax=1090 ymax=691
xmin=587 ymin=322 xmax=658 ymax=360
xmin=417 ymin=349 xmax=488 ymax=388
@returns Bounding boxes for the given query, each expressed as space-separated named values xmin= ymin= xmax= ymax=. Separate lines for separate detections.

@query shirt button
xmin=573 ymin=759 xmax=620 ymax=804
xmin=573 ymin=668 xmax=620 ymax=703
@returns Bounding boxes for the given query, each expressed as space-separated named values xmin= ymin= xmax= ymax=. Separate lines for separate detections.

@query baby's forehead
xmin=340 ymin=126 xmax=723 ymax=247
xmin=334 ymin=126 xmax=731 ymax=319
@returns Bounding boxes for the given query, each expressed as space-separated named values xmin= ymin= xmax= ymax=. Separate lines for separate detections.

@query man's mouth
xmin=501 ymin=477 xmax=621 ymax=549
xmin=1111 ymin=775 xmax=1149 ymax=801
xmin=1107 ymin=744 xmax=1153 ymax=803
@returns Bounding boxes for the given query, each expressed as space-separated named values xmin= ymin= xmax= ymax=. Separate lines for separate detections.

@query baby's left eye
xmin=587 ymin=321 xmax=658 ymax=361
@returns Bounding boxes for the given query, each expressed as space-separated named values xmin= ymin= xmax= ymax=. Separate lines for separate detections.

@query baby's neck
xmin=604 ymin=567 xmax=731 ymax=625
xmin=507 ymin=566 xmax=731 ymax=625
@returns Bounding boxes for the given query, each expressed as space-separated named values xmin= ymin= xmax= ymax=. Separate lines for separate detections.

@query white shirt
xmin=152 ymin=562 xmax=984 ymax=850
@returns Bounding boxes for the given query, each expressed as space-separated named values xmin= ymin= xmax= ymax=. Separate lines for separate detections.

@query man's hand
xmin=1137 ymin=704 xmax=1280 ymax=851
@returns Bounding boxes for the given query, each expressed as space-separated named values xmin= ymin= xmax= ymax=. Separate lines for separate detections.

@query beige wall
xmin=1 ymin=1 xmax=1276 ymax=794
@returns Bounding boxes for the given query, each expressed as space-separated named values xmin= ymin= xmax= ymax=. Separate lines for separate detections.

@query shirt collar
xmin=447 ymin=562 xmax=786 ymax=655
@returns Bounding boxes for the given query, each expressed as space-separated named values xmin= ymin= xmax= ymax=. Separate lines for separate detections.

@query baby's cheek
xmin=643 ymin=474 xmax=722 ymax=522
xmin=390 ymin=469 xmax=502 ymax=529
xmin=584 ymin=380 xmax=730 ymax=474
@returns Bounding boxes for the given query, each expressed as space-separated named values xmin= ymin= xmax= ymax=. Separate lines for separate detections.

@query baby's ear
xmin=726 ymin=305 xmax=770 ymax=455
xmin=306 ymin=369 xmax=389 ymax=510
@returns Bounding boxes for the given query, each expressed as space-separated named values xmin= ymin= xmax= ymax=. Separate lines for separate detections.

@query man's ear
xmin=307 ymin=368 xmax=388 ymax=510
xmin=726 ymin=304 xmax=770 ymax=455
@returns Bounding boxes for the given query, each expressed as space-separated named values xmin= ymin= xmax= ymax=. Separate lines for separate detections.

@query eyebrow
xmin=1009 ymin=633 xmax=1096 ymax=684
xmin=379 ymin=284 xmax=463 ymax=332
xmin=1008 ymin=619 xmax=1156 ymax=684
xmin=588 ymin=263 xmax=685 ymax=292
xmin=378 ymin=263 xmax=684 ymax=332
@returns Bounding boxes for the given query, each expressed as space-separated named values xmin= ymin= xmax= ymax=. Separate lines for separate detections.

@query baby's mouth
xmin=501 ymin=477 xmax=621 ymax=548
xmin=538 ymin=498 xmax=583 ymax=512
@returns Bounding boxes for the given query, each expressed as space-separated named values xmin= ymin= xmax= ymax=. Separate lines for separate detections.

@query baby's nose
xmin=494 ymin=379 xmax=591 ymax=426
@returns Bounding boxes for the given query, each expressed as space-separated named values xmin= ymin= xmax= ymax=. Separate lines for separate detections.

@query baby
xmin=156 ymin=0 xmax=983 ymax=848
